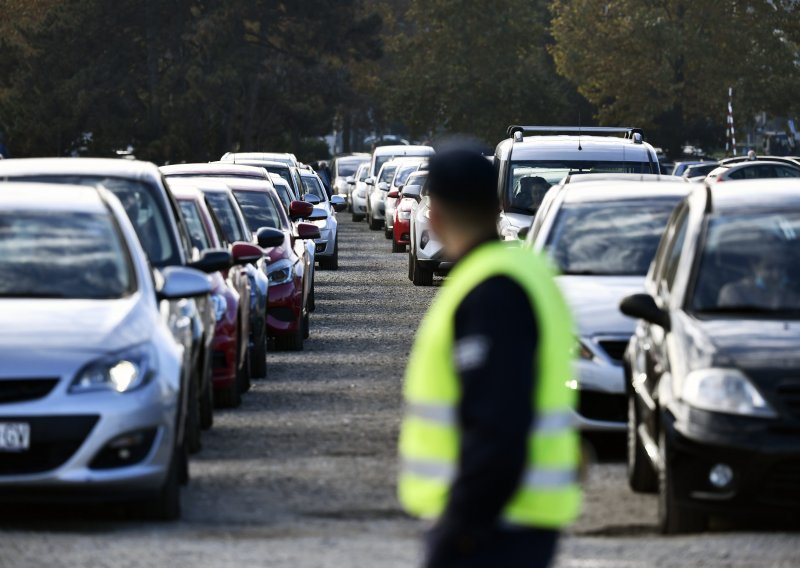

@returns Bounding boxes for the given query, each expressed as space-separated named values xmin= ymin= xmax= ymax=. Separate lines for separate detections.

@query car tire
xmin=186 ymin=375 xmax=202 ymax=454
xmin=352 ymin=212 xmax=364 ymax=222
xmin=303 ymin=311 xmax=310 ymax=340
xmin=199 ymin=374 xmax=213 ymax=431
xmin=275 ymin=318 xmax=304 ymax=352
xmin=627 ymin=396 xmax=657 ymax=493
xmin=412 ymin=258 xmax=434 ymax=287
xmin=369 ymin=215 xmax=382 ymax=231
xmin=138 ymin=446 xmax=181 ymax=521
xmin=319 ymin=240 xmax=339 ymax=270
xmin=384 ymin=227 xmax=392 ymax=239
xmin=237 ymin=346 xmax=251 ymax=393
xmin=215 ymin=381 xmax=241 ymax=408
xmin=408 ymin=250 xmax=414 ymax=281
xmin=658 ymin=430 xmax=707 ymax=534
xmin=392 ymin=239 xmax=404 ymax=253
xmin=250 ymin=328 xmax=267 ymax=380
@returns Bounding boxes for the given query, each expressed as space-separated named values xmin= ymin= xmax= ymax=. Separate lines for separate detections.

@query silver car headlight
xmin=211 ymin=293 xmax=227 ymax=322
xmin=71 ymin=344 xmax=157 ymax=394
xmin=267 ymin=258 xmax=294 ymax=287
xmin=312 ymin=218 xmax=328 ymax=229
xmin=682 ymin=368 xmax=776 ymax=418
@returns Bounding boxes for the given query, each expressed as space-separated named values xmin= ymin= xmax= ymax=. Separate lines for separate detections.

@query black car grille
xmin=0 ymin=379 xmax=59 ymax=404
xmin=597 ymin=340 xmax=629 ymax=363
xmin=776 ymin=381 xmax=800 ymax=419
xmin=760 ymin=460 xmax=800 ymax=507
xmin=0 ymin=415 xmax=99 ymax=475
xmin=578 ymin=390 xmax=627 ymax=423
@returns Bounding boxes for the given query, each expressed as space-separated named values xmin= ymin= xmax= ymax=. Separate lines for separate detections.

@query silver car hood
xmin=556 ymin=275 xmax=643 ymax=336
xmin=0 ymin=294 xmax=154 ymax=359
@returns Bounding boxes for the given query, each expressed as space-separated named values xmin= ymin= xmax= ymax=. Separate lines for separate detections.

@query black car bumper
xmin=665 ymin=408 xmax=800 ymax=517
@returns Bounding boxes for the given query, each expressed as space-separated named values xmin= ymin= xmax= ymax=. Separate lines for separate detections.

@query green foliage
xmin=0 ymin=0 xmax=383 ymax=162
xmin=550 ymin=0 xmax=800 ymax=155
xmin=382 ymin=0 xmax=588 ymax=145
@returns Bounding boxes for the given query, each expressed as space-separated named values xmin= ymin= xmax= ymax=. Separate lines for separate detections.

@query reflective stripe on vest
xmin=398 ymin=242 xmax=582 ymax=529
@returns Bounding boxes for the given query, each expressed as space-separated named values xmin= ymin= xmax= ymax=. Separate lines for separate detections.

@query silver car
xmin=408 ymin=171 xmax=447 ymax=287
xmin=0 ymin=183 xmax=211 ymax=518
xmin=298 ymin=170 xmax=347 ymax=270
xmin=331 ymin=154 xmax=369 ymax=199
xmin=366 ymin=161 xmax=399 ymax=231
xmin=350 ymin=162 xmax=370 ymax=221
xmin=527 ymin=177 xmax=690 ymax=431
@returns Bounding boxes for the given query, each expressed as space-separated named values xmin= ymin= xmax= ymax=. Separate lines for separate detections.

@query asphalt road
xmin=0 ymin=217 xmax=798 ymax=568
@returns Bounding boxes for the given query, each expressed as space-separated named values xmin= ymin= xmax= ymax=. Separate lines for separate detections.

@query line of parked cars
xmin=0 ymin=151 xmax=345 ymax=518
xmin=349 ymin=127 xmax=800 ymax=534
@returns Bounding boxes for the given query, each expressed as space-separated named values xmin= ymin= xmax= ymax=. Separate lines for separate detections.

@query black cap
xmin=426 ymin=148 xmax=498 ymax=208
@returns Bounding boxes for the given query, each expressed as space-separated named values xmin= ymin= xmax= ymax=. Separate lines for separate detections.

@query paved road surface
xmin=0 ymin=217 xmax=797 ymax=567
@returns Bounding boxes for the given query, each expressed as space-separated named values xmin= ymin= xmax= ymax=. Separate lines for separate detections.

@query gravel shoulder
xmin=0 ymin=217 xmax=797 ymax=568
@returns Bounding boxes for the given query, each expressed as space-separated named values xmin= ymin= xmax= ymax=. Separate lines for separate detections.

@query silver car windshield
xmin=692 ymin=213 xmax=800 ymax=314
xmin=546 ymin=199 xmax=677 ymax=276
xmin=0 ymin=211 xmax=134 ymax=299
xmin=508 ymin=161 xmax=654 ymax=213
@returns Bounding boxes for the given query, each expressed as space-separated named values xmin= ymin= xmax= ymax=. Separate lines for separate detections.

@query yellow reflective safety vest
xmin=398 ymin=241 xmax=581 ymax=528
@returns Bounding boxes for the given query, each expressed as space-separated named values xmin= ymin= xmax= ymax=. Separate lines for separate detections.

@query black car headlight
xmin=267 ymin=259 xmax=294 ymax=287
xmin=71 ymin=344 xmax=157 ymax=394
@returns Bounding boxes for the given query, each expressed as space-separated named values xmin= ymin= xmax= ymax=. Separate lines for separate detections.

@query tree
xmin=550 ymin=0 xmax=800 ymax=156
xmin=383 ymin=0 xmax=588 ymax=146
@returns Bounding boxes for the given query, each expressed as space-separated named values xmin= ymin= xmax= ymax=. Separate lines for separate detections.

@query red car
xmin=172 ymin=184 xmax=262 ymax=408
xmin=391 ymin=170 xmax=427 ymax=253
xmin=226 ymin=178 xmax=320 ymax=352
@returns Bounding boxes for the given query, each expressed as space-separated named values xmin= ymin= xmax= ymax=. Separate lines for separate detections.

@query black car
xmin=620 ymin=180 xmax=800 ymax=533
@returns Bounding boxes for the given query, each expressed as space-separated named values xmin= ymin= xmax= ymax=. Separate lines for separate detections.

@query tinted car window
xmin=336 ymin=160 xmax=363 ymax=178
xmin=393 ymin=165 xmax=419 ymax=187
xmin=546 ymin=199 xmax=678 ymax=276
xmin=661 ymin=206 xmax=689 ymax=292
xmin=300 ymin=176 xmax=327 ymax=201
xmin=6 ymin=175 xmax=178 ymax=267
xmin=379 ymin=166 xmax=398 ymax=185
xmin=357 ymin=164 xmax=369 ymax=182
xmin=776 ymin=166 xmax=800 ymax=178
xmin=178 ymin=201 xmax=211 ymax=251
xmin=0 ymin=211 xmax=134 ymax=299
xmin=692 ymin=212 xmax=800 ymax=313
xmin=204 ymin=192 xmax=245 ymax=243
xmin=232 ymin=189 xmax=286 ymax=231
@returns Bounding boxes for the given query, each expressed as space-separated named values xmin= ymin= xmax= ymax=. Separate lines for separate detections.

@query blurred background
xmin=1 ymin=0 xmax=799 ymax=163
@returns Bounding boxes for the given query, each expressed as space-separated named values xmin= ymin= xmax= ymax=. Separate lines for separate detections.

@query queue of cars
xmin=349 ymin=126 xmax=800 ymax=534
xmin=0 ymin=150 xmax=343 ymax=518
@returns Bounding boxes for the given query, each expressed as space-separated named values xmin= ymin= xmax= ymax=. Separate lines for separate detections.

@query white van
xmin=494 ymin=126 xmax=661 ymax=240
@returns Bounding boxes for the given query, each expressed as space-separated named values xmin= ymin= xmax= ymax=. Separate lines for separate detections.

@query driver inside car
xmin=718 ymin=245 xmax=800 ymax=309
xmin=514 ymin=176 xmax=551 ymax=210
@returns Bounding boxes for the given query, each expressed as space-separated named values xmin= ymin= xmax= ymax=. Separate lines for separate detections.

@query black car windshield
xmin=336 ymin=160 xmax=364 ymax=178
xmin=300 ymin=176 xmax=327 ymax=201
xmin=546 ymin=199 xmax=677 ymax=276
xmin=5 ymin=175 xmax=178 ymax=267
xmin=692 ymin=212 xmax=800 ymax=314
xmin=508 ymin=160 xmax=654 ymax=213
xmin=204 ymin=192 xmax=246 ymax=243
xmin=232 ymin=190 xmax=287 ymax=231
xmin=0 ymin=211 xmax=134 ymax=299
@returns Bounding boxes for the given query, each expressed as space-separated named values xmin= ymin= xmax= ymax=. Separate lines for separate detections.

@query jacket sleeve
xmin=426 ymin=276 xmax=538 ymax=560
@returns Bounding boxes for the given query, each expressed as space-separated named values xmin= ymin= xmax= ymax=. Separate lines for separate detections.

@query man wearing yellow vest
xmin=398 ymin=148 xmax=581 ymax=567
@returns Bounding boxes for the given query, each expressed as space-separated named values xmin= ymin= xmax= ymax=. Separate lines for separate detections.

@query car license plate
xmin=0 ymin=422 xmax=31 ymax=452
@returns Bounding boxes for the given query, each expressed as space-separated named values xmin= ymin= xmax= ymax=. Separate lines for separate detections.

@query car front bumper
xmin=315 ymin=228 xmax=336 ymax=258
xmin=266 ymin=280 xmax=302 ymax=336
xmin=664 ymin=408 xmax=800 ymax=517
xmin=0 ymin=380 xmax=176 ymax=498
xmin=573 ymin=358 xmax=626 ymax=432
xmin=394 ymin=218 xmax=411 ymax=244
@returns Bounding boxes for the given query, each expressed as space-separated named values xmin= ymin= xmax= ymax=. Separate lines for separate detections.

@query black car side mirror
xmin=620 ymin=294 xmax=671 ymax=331
xmin=256 ymin=227 xmax=285 ymax=249
xmin=518 ymin=226 xmax=530 ymax=240
xmin=189 ymin=249 xmax=232 ymax=273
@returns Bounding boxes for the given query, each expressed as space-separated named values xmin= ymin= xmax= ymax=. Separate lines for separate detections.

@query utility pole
xmin=726 ymin=87 xmax=737 ymax=157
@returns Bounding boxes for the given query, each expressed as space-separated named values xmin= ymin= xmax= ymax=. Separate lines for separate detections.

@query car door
xmin=640 ymin=203 xmax=690 ymax=436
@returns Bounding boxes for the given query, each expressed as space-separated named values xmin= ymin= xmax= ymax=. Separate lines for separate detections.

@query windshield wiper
xmin=560 ymin=270 xmax=606 ymax=276
xmin=0 ymin=292 xmax=69 ymax=299
xmin=695 ymin=305 xmax=793 ymax=315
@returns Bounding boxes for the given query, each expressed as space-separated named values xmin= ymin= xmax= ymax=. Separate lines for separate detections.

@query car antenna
xmin=578 ymin=112 xmax=583 ymax=151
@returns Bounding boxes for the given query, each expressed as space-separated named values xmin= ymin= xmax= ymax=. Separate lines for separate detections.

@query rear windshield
xmin=336 ymin=160 xmax=365 ymax=178
xmin=0 ymin=211 xmax=134 ymax=299
xmin=232 ymin=190 xmax=287 ymax=231
xmin=5 ymin=175 xmax=178 ymax=267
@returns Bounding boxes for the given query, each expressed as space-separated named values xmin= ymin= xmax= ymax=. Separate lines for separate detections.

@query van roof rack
xmin=507 ymin=125 xmax=644 ymax=143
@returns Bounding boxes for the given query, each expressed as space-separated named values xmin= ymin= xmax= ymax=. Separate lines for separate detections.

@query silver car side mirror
xmin=156 ymin=267 xmax=212 ymax=300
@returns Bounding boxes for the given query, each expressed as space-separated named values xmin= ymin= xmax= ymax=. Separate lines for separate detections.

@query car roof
xmin=334 ymin=153 xmax=370 ymax=161
xmin=0 ymin=157 xmax=164 ymax=183
xmin=160 ymin=162 xmax=269 ymax=179
xmin=560 ymin=180 xmax=693 ymax=204
xmin=269 ymin=173 xmax=291 ymax=188
xmin=499 ymin=135 xmax=655 ymax=161
xmin=386 ymin=156 xmax=427 ymax=166
xmin=0 ymin=182 xmax=107 ymax=213
xmin=221 ymin=152 xmax=297 ymax=165
xmin=704 ymin=180 xmax=800 ymax=213
xmin=373 ymin=145 xmax=434 ymax=156
xmin=565 ymin=173 xmax=683 ymax=184
xmin=167 ymin=181 xmax=204 ymax=201
xmin=221 ymin=178 xmax=275 ymax=193
xmin=216 ymin=158 xmax=290 ymax=170
xmin=715 ymin=160 xmax=800 ymax=171
xmin=169 ymin=177 xmax=232 ymax=194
